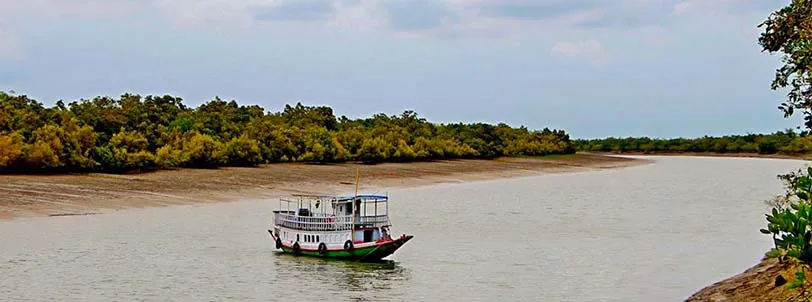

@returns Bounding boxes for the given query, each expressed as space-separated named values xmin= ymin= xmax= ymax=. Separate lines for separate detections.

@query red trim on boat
xmin=279 ymin=236 xmax=408 ymax=252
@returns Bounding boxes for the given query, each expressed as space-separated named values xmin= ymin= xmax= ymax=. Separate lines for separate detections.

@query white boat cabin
xmin=271 ymin=194 xmax=394 ymax=248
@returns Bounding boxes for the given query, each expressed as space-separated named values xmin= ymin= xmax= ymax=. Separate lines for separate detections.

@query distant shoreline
xmin=0 ymin=154 xmax=647 ymax=220
xmin=582 ymin=151 xmax=812 ymax=161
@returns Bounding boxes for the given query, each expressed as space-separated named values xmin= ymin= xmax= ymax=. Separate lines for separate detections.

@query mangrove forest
xmin=0 ymin=91 xmax=574 ymax=173
xmin=573 ymin=130 xmax=812 ymax=155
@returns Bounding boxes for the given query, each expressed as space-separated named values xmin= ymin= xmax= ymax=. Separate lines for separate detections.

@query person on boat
xmin=382 ymin=226 xmax=391 ymax=240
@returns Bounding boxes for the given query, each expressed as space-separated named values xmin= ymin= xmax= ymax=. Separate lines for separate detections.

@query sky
xmin=0 ymin=0 xmax=802 ymax=139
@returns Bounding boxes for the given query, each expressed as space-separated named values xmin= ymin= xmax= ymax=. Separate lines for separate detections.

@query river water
xmin=0 ymin=156 xmax=807 ymax=301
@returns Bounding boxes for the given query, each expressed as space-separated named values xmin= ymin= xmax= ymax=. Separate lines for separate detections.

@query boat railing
xmin=359 ymin=215 xmax=390 ymax=226
xmin=273 ymin=212 xmax=390 ymax=231
xmin=273 ymin=212 xmax=353 ymax=231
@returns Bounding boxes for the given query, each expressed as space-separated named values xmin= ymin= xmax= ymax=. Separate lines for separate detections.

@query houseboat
xmin=267 ymin=193 xmax=413 ymax=261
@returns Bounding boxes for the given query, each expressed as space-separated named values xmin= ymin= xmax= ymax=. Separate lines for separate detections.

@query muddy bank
xmin=0 ymin=154 xmax=645 ymax=220
xmin=686 ymin=258 xmax=812 ymax=301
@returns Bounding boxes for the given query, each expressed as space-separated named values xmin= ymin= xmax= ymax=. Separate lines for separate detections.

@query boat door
xmin=363 ymin=229 xmax=374 ymax=242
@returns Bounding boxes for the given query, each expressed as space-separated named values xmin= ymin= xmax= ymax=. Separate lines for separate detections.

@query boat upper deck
xmin=271 ymin=194 xmax=391 ymax=231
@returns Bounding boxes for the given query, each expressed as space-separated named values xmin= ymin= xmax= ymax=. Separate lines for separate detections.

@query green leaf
xmin=761 ymin=228 xmax=773 ymax=234
xmin=799 ymin=176 xmax=812 ymax=191
xmin=788 ymin=249 xmax=802 ymax=259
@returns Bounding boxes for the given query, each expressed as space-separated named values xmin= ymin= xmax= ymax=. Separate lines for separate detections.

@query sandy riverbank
xmin=0 ymin=154 xmax=646 ymax=220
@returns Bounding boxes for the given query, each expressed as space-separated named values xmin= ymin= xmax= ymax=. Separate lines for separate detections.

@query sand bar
xmin=0 ymin=154 xmax=646 ymax=220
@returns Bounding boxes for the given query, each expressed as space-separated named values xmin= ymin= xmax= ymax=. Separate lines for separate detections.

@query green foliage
xmin=106 ymin=129 xmax=155 ymax=172
xmin=0 ymin=91 xmax=576 ymax=173
xmin=224 ymin=135 xmax=263 ymax=166
xmin=763 ymin=167 xmax=812 ymax=290
xmin=762 ymin=168 xmax=812 ymax=261
xmin=758 ymin=0 xmax=812 ymax=131
xmin=298 ymin=127 xmax=349 ymax=163
xmin=573 ymin=130 xmax=808 ymax=155
xmin=182 ymin=132 xmax=226 ymax=168
xmin=0 ymin=132 xmax=24 ymax=168
xmin=759 ymin=2 xmax=812 ymax=293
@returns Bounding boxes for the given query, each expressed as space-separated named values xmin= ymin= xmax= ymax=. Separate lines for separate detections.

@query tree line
xmin=0 ymin=91 xmax=574 ymax=173
xmin=573 ymin=130 xmax=812 ymax=155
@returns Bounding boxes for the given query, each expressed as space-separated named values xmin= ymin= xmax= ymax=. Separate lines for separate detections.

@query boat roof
xmin=339 ymin=194 xmax=387 ymax=199
xmin=288 ymin=194 xmax=388 ymax=201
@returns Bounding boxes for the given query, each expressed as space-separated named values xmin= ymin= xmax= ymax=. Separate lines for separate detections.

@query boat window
xmin=297 ymin=234 xmax=300 ymax=242
xmin=316 ymin=235 xmax=320 ymax=242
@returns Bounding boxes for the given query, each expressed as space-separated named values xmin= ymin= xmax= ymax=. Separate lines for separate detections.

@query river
xmin=0 ymin=156 xmax=806 ymax=301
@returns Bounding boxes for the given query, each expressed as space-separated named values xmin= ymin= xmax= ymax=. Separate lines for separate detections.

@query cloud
xmin=0 ymin=22 xmax=18 ymax=60
xmin=323 ymin=0 xmax=388 ymax=29
xmin=381 ymin=0 xmax=458 ymax=32
xmin=672 ymin=0 xmax=697 ymax=15
xmin=0 ymin=0 xmax=137 ymax=18
xmin=577 ymin=1 xmax=675 ymax=29
xmin=472 ymin=0 xmax=600 ymax=21
xmin=0 ymin=39 xmax=18 ymax=60
xmin=550 ymin=39 xmax=602 ymax=57
xmin=672 ymin=0 xmax=783 ymax=16
xmin=643 ymin=36 xmax=670 ymax=47
xmin=151 ymin=0 xmax=278 ymax=29
xmin=550 ymin=39 xmax=611 ymax=68
xmin=0 ymin=0 xmax=789 ymax=45
xmin=452 ymin=0 xmax=682 ymax=30
xmin=150 ymin=0 xmax=681 ymax=35
xmin=253 ymin=0 xmax=337 ymax=22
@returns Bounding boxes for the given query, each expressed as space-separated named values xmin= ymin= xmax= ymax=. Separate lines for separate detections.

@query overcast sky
xmin=0 ymin=0 xmax=801 ymax=138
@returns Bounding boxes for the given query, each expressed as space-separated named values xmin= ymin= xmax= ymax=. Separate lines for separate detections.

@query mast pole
xmin=351 ymin=167 xmax=360 ymax=239
xmin=354 ymin=167 xmax=360 ymax=197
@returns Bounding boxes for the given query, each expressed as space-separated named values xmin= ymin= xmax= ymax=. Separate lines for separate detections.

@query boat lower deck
xmin=268 ymin=230 xmax=412 ymax=261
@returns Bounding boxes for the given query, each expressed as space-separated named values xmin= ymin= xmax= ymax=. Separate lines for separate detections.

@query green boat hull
xmin=269 ymin=230 xmax=412 ymax=261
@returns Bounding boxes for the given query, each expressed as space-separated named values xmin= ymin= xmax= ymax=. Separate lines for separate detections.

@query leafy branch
xmin=762 ymin=167 xmax=812 ymax=290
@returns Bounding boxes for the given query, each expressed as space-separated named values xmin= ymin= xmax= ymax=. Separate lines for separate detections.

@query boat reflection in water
xmin=269 ymin=251 xmax=411 ymax=300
